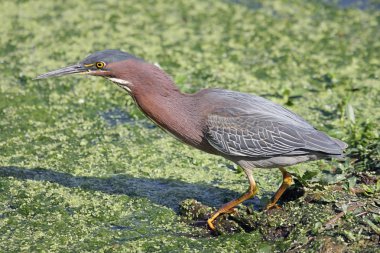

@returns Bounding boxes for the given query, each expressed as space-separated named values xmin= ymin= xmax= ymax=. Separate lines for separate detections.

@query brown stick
xmin=325 ymin=202 xmax=364 ymax=228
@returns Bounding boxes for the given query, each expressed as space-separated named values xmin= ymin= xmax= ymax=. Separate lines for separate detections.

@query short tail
xmin=328 ymin=138 xmax=348 ymax=160
xmin=331 ymin=137 xmax=348 ymax=150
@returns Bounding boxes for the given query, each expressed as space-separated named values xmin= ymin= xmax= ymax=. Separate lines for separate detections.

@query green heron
xmin=36 ymin=50 xmax=347 ymax=230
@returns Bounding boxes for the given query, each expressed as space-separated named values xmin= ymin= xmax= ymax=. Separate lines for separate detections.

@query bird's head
xmin=36 ymin=49 xmax=147 ymax=93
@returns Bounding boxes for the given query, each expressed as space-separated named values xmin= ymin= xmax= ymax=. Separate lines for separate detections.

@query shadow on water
xmin=99 ymin=107 xmax=156 ymax=129
xmin=310 ymin=107 xmax=337 ymax=120
xmin=324 ymin=0 xmax=380 ymax=10
xmin=0 ymin=166 xmax=241 ymax=212
xmin=228 ymin=0 xmax=380 ymax=10
xmin=227 ymin=0 xmax=262 ymax=10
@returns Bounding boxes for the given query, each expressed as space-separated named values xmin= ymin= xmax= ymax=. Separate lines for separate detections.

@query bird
xmin=36 ymin=49 xmax=347 ymax=231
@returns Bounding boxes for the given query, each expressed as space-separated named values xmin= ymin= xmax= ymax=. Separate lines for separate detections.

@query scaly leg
xmin=265 ymin=167 xmax=293 ymax=210
xmin=207 ymin=169 xmax=257 ymax=230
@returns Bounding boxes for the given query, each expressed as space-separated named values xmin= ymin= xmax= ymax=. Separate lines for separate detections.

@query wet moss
xmin=179 ymin=183 xmax=379 ymax=250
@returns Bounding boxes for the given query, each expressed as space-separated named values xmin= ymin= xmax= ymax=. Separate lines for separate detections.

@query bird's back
xmin=195 ymin=89 xmax=347 ymax=163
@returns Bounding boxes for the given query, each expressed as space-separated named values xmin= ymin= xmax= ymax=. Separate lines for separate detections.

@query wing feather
xmin=202 ymin=89 xmax=345 ymax=157
xmin=206 ymin=112 xmax=344 ymax=157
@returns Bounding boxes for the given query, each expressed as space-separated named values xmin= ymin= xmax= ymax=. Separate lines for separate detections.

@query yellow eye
xmin=96 ymin=61 xmax=106 ymax=69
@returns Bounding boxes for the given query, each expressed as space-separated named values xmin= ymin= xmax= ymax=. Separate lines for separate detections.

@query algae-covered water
xmin=0 ymin=0 xmax=379 ymax=252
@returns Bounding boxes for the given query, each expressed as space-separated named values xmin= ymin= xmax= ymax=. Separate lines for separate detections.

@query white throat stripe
xmin=108 ymin=77 xmax=131 ymax=85
xmin=107 ymin=77 xmax=132 ymax=92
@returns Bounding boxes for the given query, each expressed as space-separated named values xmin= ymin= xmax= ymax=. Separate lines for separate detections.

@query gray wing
xmin=204 ymin=91 xmax=345 ymax=157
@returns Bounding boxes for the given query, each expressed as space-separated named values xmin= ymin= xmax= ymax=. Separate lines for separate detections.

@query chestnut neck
xmin=122 ymin=61 xmax=204 ymax=147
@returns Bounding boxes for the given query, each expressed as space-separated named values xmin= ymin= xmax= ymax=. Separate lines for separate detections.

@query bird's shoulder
xmin=197 ymin=88 xmax=313 ymax=129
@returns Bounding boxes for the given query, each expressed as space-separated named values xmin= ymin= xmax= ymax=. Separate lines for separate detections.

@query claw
xmin=207 ymin=218 xmax=216 ymax=231
xmin=224 ymin=208 xmax=237 ymax=214
xmin=207 ymin=208 xmax=236 ymax=231
xmin=265 ymin=202 xmax=281 ymax=210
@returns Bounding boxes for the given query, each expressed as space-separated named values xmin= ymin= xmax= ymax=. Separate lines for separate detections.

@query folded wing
xmin=204 ymin=91 xmax=346 ymax=157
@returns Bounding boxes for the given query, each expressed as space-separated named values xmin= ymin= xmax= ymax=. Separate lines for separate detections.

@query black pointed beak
xmin=35 ymin=64 xmax=89 ymax=79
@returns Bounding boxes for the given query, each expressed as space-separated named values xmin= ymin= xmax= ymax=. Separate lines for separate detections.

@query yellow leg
xmin=207 ymin=169 xmax=257 ymax=230
xmin=265 ymin=168 xmax=293 ymax=210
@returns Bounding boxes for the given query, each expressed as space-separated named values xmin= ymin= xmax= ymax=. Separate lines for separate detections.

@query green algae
xmin=0 ymin=0 xmax=379 ymax=252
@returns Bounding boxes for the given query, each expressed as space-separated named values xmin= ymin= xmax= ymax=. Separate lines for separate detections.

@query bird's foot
xmin=224 ymin=208 xmax=237 ymax=214
xmin=265 ymin=202 xmax=281 ymax=210
xmin=207 ymin=218 xmax=216 ymax=231
xmin=207 ymin=208 xmax=235 ymax=231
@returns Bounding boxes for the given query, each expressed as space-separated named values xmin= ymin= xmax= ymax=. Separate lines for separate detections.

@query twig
xmin=355 ymin=211 xmax=367 ymax=217
xmin=287 ymin=237 xmax=314 ymax=253
xmin=325 ymin=202 xmax=364 ymax=228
